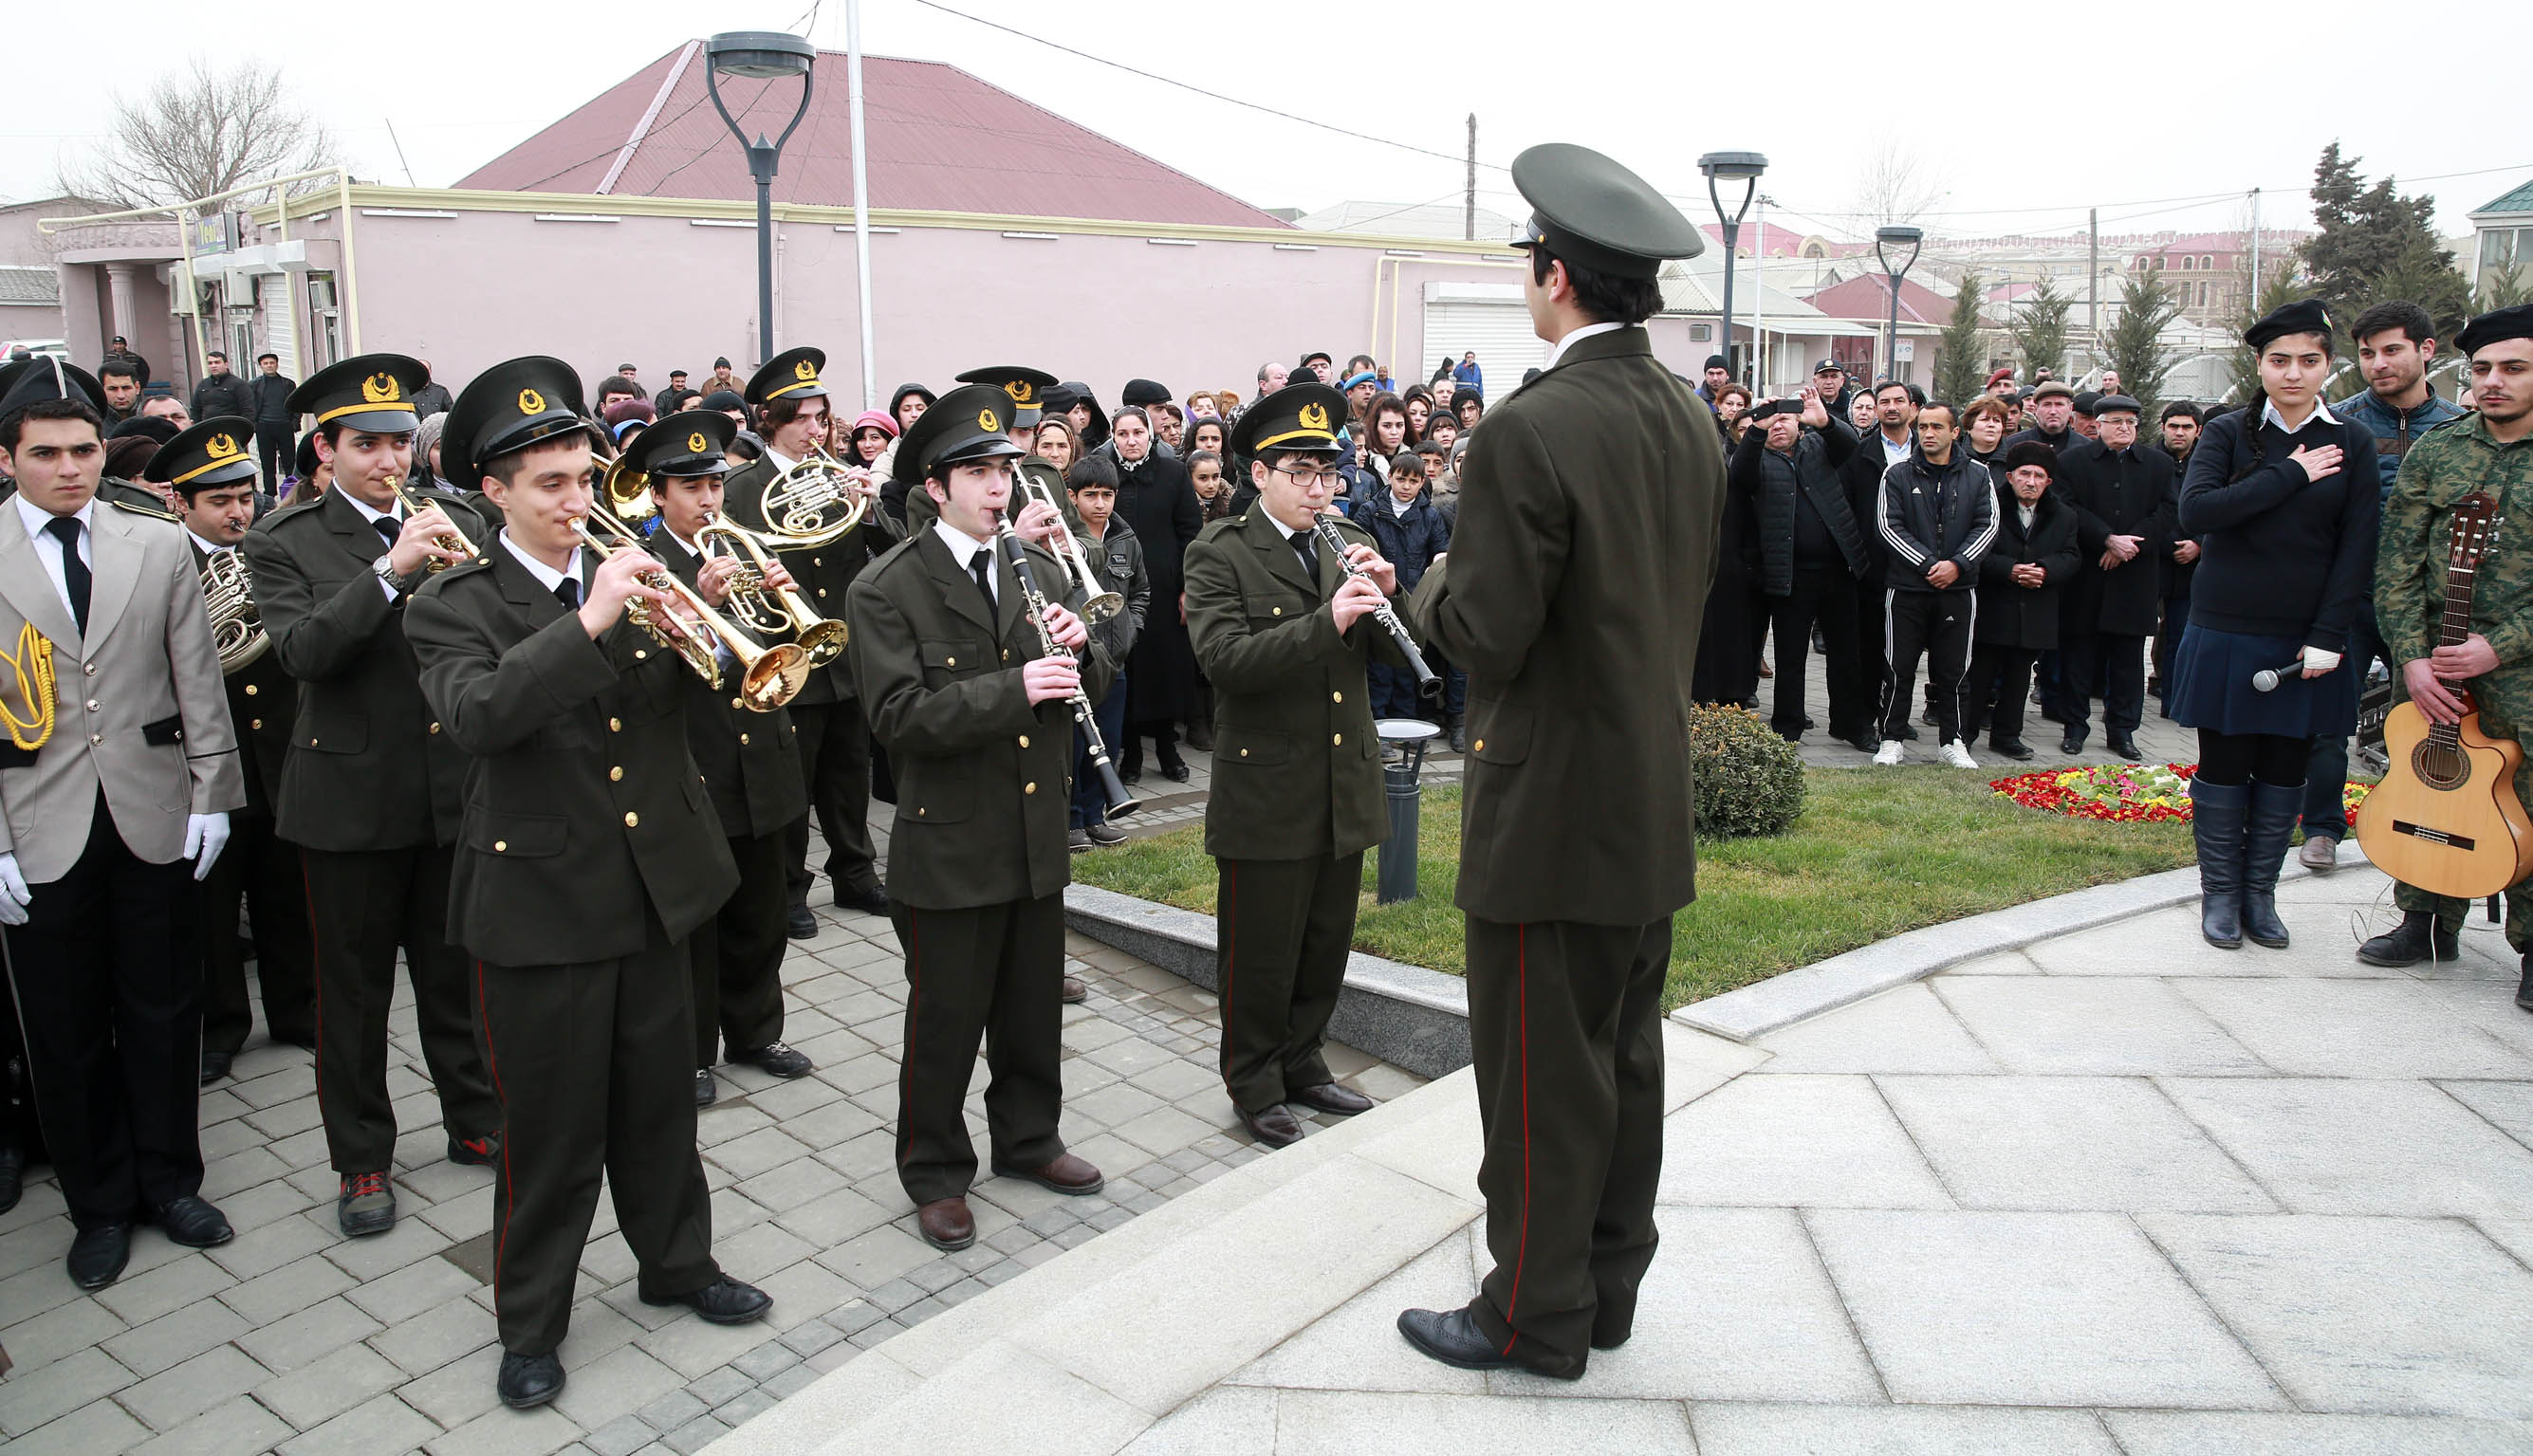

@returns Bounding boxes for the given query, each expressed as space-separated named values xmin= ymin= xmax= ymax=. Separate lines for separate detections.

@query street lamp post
xmin=1699 ymin=152 xmax=1766 ymax=385
xmin=705 ymin=30 xmax=816 ymax=365
xmin=1875 ymin=224 xmax=1925 ymax=384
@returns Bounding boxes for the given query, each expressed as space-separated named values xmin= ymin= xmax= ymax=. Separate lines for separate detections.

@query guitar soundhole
xmin=2413 ymin=739 xmax=2472 ymax=790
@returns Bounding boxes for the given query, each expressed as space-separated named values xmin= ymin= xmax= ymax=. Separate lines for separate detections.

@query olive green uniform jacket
xmin=405 ymin=541 xmax=739 ymax=965
xmin=1184 ymin=509 xmax=1402 ymax=860
xmin=1407 ymin=324 xmax=1726 ymax=926
xmin=844 ymin=526 xmax=1116 ymax=910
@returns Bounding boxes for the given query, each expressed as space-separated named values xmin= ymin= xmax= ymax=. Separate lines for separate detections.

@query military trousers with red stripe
xmin=886 ymin=894 xmax=1068 ymax=1207
xmin=1213 ymin=853 xmax=1360 ymax=1115
xmin=1462 ymin=914 xmax=1670 ymax=1378
xmin=476 ymin=912 xmax=719 ymax=1355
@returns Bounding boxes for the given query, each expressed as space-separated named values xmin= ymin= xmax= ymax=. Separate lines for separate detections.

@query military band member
xmin=1182 ymin=382 xmax=1400 ymax=1148
xmin=846 ymin=384 xmax=1113 ymax=1252
xmin=636 ymin=411 xmax=817 ymax=1104
xmin=153 ymin=417 xmax=316 ymax=1081
xmin=906 ymin=365 xmax=1058 ymax=536
xmin=1398 ymin=144 xmax=1719 ymax=1379
xmin=0 ymin=360 xmax=247 ymax=1289
xmin=410 ymin=358 xmax=767 ymax=1410
xmin=242 ymin=354 xmax=502 ymax=1238
xmin=720 ymin=347 xmax=900 ymax=929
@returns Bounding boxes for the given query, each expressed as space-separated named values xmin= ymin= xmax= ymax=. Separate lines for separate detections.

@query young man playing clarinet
xmin=1182 ymin=381 xmax=1405 ymax=1148
xmin=845 ymin=382 xmax=1114 ymax=1253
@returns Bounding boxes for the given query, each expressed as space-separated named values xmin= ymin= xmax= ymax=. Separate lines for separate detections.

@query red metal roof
xmin=1803 ymin=273 xmax=1957 ymax=325
xmin=455 ymin=45 xmax=1287 ymax=229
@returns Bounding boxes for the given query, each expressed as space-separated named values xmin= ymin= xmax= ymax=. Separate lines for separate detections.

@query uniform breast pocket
xmin=466 ymin=810 xmax=566 ymax=858
xmin=1248 ymin=592 xmax=1312 ymax=628
xmin=919 ymin=639 xmax=989 ymax=686
xmin=297 ymin=707 xmax=368 ymax=755
xmin=1216 ymin=727 xmax=1289 ymax=766
xmin=898 ymin=759 xmax=974 ymax=824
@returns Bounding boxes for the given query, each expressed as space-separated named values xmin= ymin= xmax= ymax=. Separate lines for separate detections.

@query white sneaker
xmin=1939 ymin=739 xmax=1978 ymax=769
xmin=1872 ymin=739 xmax=1904 ymax=765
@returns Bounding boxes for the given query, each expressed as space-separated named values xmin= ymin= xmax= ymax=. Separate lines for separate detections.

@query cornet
xmin=1014 ymin=466 xmax=1122 ymax=623
xmin=389 ymin=473 xmax=479 ymax=570
xmin=694 ymin=516 xmax=849 ymax=666
xmin=573 ymin=507 xmax=813 ymax=711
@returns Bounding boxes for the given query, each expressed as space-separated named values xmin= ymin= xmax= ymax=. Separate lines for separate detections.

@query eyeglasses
xmin=1271 ymin=464 xmax=1345 ymax=488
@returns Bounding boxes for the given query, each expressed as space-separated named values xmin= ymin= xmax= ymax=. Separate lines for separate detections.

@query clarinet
xmin=991 ymin=517 xmax=1141 ymax=820
xmin=1310 ymin=514 xmax=1441 ymax=696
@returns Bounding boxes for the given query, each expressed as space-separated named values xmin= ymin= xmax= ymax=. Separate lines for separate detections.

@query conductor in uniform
xmin=1398 ymin=143 xmax=1721 ymax=1379
xmin=410 ymin=358 xmax=768 ymax=1410
xmin=719 ymin=348 xmax=901 ymax=931
xmin=845 ymin=384 xmax=1114 ymax=1253
xmin=636 ymin=410 xmax=817 ymax=1104
xmin=0 ymin=360 xmax=246 ymax=1289
xmin=1182 ymin=381 xmax=1401 ymax=1148
xmin=152 ymin=416 xmax=316 ymax=1080
xmin=241 ymin=354 xmax=502 ymax=1238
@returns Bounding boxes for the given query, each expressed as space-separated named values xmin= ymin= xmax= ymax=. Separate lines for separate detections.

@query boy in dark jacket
xmin=1064 ymin=457 xmax=1150 ymax=851
xmin=1354 ymin=452 xmax=1452 ymax=722
xmin=1873 ymin=402 xmax=1997 ymax=765
xmin=1964 ymin=442 xmax=2081 ymax=759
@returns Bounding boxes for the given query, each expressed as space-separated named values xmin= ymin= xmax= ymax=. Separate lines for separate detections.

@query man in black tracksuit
xmin=1873 ymin=401 xmax=1996 ymax=763
xmin=1730 ymin=395 xmax=1871 ymax=746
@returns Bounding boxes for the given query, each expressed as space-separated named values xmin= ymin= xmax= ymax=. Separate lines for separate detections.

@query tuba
xmin=754 ymin=447 xmax=872 ymax=547
xmin=203 ymin=550 xmax=269 ymax=673
xmin=0 ymin=621 xmax=55 ymax=753
xmin=389 ymin=473 xmax=479 ymax=570
xmin=694 ymin=517 xmax=849 ymax=666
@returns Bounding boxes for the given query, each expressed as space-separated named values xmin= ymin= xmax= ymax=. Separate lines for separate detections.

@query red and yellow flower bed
xmin=1989 ymin=763 xmax=2373 ymax=825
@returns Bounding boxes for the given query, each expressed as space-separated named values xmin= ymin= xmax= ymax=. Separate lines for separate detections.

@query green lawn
xmin=1075 ymin=769 xmax=2197 ymax=1011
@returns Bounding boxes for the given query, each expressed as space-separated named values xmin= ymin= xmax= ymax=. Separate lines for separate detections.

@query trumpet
xmin=756 ymin=447 xmax=874 ymax=547
xmin=991 ymin=514 xmax=1138 ymax=820
xmin=203 ymin=549 xmax=269 ymax=673
xmin=571 ymin=508 xmax=813 ymax=712
xmin=1014 ymin=466 xmax=1122 ymax=623
xmin=694 ymin=516 xmax=849 ymax=666
xmin=389 ymin=473 xmax=479 ymax=570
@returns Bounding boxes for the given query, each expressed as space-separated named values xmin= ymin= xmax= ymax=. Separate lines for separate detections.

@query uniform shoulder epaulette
xmin=1194 ymin=515 xmax=1246 ymax=544
xmin=102 ymin=486 xmax=178 ymax=523
xmin=415 ymin=556 xmax=495 ymax=594
xmin=2422 ymin=410 xmax=2480 ymax=438
xmin=253 ymin=497 xmax=324 ymax=532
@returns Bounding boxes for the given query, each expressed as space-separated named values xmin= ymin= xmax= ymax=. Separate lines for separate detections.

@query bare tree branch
xmin=1849 ymin=140 xmax=1947 ymax=230
xmin=55 ymin=58 xmax=336 ymax=211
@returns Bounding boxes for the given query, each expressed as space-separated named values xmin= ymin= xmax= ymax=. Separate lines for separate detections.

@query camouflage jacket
xmin=2376 ymin=413 xmax=2533 ymax=701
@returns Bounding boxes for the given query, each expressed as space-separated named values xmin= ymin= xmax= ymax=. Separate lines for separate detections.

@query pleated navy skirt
xmin=2166 ymin=625 xmax=2360 ymax=739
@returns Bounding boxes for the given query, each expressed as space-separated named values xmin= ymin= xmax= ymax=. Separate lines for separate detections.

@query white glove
xmin=2302 ymin=645 xmax=2343 ymax=676
xmin=184 ymin=813 xmax=231 ymax=882
xmin=0 ymin=853 xmax=28 ymax=927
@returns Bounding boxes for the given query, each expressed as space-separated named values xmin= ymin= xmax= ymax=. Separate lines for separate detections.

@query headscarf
xmin=415 ymin=411 xmax=451 ymax=488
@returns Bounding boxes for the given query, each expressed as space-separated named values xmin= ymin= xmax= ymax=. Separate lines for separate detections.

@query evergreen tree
xmin=2006 ymin=275 xmax=2071 ymax=380
xmin=1933 ymin=270 xmax=1988 ymax=407
xmin=2364 ymin=234 xmax=2474 ymax=342
xmin=2103 ymin=271 xmax=2183 ymax=411
xmin=2481 ymin=262 xmax=2532 ymax=312
xmin=2302 ymin=142 xmax=2461 ymax=329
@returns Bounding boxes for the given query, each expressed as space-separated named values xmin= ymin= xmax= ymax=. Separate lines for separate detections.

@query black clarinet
xmin=1310 ymin=514 xmax=1441 ymax=696
xmin=992 ymin=518 xmax=1140 ymax=819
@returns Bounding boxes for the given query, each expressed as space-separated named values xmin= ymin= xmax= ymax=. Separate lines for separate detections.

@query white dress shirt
xmin=14 ymin=493 xmax=94 ymax=630
xmin=186 ymin=528 xmax=231 ymax=558
xmin=1543 ymin=320 xmax=1625 ymax=372
xmin=499 ymin=532 xmax=584 ymax=598
xmin=336 ymin=489 xmax=408 ymax=601
xmin=2262 ymin=396 xmax=2339 ymax=433
xmin=932 ymin=519 xmax=997 ymax=606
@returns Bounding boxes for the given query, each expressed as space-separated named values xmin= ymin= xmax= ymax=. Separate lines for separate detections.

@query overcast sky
xmin=8 ymin=0 xmax=2529 ymax=255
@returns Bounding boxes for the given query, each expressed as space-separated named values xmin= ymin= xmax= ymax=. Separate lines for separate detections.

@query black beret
xmin=698 ymin=389 xmax=745 ymax=413
xmin=294 ymin=429 xmax=321 ymax=481
xmin=2000 ymin=440 xmax=2059 ymax=477
xmin=1119 ymin=378 xmax=1172 ymax=408
xmin=2456 ymin=304 xmax=2533 ymax=358
xmin=109 ymin=414 xmax=182 ymax=445
xmin=2245 ymin=297 xmax=2334 ymax=352
xmin=2073 ymin=391 xmax=2103 ymax=415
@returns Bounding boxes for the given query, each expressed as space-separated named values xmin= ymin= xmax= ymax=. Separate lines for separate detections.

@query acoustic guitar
xmin=2357 ymin=491 xmax=2533 ymax=897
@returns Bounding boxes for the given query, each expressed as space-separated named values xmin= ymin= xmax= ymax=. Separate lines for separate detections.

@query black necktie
xmin=1291 ymin=529 xmax=1318 ymax=580
xmin=46 ymin=517 xmax=89 ymax=636
xmin=554 ymin=578 xmax=582 ymax=611
xmin=374 ymin=513 xmax=401 ymax=549
xmin=971 ymin=551 xmax=995 ymax=612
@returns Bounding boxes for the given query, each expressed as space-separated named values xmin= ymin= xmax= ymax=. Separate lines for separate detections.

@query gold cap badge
xmin=688 ymin=432 xmax=709 ymax=453
xmin=977 ymin=408 xmax=1000 ymax=432
xmin=1005 ymin=381 xmax=1034 ymax=405
xmin=206 ymin=433 xmax=240 ymax=459
xmin=361 ymin=373 xmax=401 ymax=404
xmin=793 ymin=359 xmax=818 ymax=381
xmin=518 ymin=388 xmax=545 ymax=415
xmin=1298 ymin=403 xmax=1330 ymax=432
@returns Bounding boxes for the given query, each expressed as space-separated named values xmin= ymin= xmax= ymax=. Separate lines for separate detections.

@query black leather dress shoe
xmin=0 ymin=1142 xmax=23 ymax=1216
xmin=1288 ymin=1082 xmax=1375 ymax=1116
xmin=2109 ymin=733 xmax=2143 ymax=762
xmin=68 ymin=1222 xmax=132 ymax=1289
xmin=2061 ymin=730 xmax=2086 ymax=754
xmin=1161 ymin=762 xmax=1192 ymax=783
xmin=497 ymin=1351 xmax=565 ymax=1409
xmin=694 ymin=1068 xmax=717 ymax=1107
xmin=1240 ymin=1105 xmax=1305 ymax=1148
xmin=785 ymin=905 xmax=818 ymax=940
xmin=641 ymin=1275 xmax=771 ymax=1325
xmin=150 ymin=1195 xmax=234 ymax=1248
xmin=832 ymin=882 xmax=891 ymax=916
xmin=1396 ymin=1307 xmax=1564 ymax=1376
xmin=199 ymin=1048 xmax=233 ymax=1084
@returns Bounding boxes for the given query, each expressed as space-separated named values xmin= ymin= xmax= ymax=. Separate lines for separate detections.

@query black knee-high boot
xmin=2242 ymin=780 xmax=2302 ymax=949
xmin=2191 ymin=779 xmax=2247 ymax=949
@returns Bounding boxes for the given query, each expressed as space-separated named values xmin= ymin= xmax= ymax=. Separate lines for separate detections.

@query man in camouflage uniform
xmin=2372 ymin=304 xmax=2533 ymax=998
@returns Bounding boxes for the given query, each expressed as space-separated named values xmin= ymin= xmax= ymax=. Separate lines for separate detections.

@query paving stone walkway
xmin=0 ymin=855 xmax=1421 ymax=1456
xmin=739 ymin=860 xmax=2533 ymax=1454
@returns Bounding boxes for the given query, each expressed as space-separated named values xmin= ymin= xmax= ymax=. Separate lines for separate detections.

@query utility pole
xmin=2088 ymin=207 xmax=2100 ymax=362
xmin=2248 ymin=187 xmax=2263 ymax=309
xmin=1464 ymin=115 xmax=1476 ymax=242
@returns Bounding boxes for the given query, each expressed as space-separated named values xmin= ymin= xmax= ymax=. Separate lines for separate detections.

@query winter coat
xmin=1973 ymin=483 xmax=2081 ymax=649
xmin=2057 ymin=438 xmax=2178 ymax=637
xmin=2329 ymin=386 xmax=2467 ymax=497
xmin=1076 ymin=515 xmax=1151 ymax=664
xmin=1731 ymin=416 xmax=1867 ymax=595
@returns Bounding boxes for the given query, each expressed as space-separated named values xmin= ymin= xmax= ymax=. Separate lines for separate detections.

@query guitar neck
xmin=2439 ymin=561 xmax=2476 ymax=650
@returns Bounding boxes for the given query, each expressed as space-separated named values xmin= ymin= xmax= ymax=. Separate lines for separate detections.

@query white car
xmin=1 ymin=339 xmax=69 ymax=361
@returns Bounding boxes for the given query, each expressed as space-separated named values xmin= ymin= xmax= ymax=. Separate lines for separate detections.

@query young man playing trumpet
xmin=152 ymin=417 xmax=315 ymax=1081
xmin=410 ymin=358 xmax=769 ymax=1410
xmin=1183 ymin=381 xmax=1402 ymax=1148
xmin=633 ymin=410 xmax=818 ymax=1104
xmin=242 ymin=354 xmax=502 ymax=1238
xmin=846 ymin=383 xmax=1115 ymax=1252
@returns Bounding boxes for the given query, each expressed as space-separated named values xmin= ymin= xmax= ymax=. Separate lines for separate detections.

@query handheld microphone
xmin=2250 ymin=660 xmax=2309 ymax=692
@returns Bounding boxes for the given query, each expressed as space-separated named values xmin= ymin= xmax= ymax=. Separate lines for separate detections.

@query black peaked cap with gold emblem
xmin=952 ymin=365 xmax=1059 ymax=429
xmin=144 ymin=415 xmax=260 ymax=494
xmin=287 ymin=353 xmax=428 ymax=435
xmin=1508 ymin=142 xmax=1703 ymax=282
xmin=894 ymin=383 xmax=1026 ymax=485
xmin=626 ymin=409 xmax=737 ymax=479
xmin=745 ymin=347 xmax=830 ymax=409
xmin=1228 ymin=382 xmax=1348 ymax=466
xmin=0 ymin=356 xmax=108 ymax=425
xmin=444 ymin=356 xmax=592 ymax=489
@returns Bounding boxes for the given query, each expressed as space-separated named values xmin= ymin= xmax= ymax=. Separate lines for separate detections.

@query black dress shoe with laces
xmin=785 ymin=905 xmax=818 ymax=940
xmin=497 ymin=1351 xmax=565 ymax=1409
xmin=733 ymin=1041 xmax=812 ymax=1078
xmin=68 ymin=1222 xmax=132 ymax=1289
xmin=150 ymin=1195 xmax=234 ymax=1247
xmin=641 ymin=1275 xmax=771 ymax=1324
xmin=694 ymin=1068 xmax=718 ymax=1107
xmin=199 ymin=1048 xmax=233 ymax=1084
xmin=1288 ymin=1082 xmax=1374 ymax=1116
xmin=832 ymin=881 xmax=891 ymax=916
